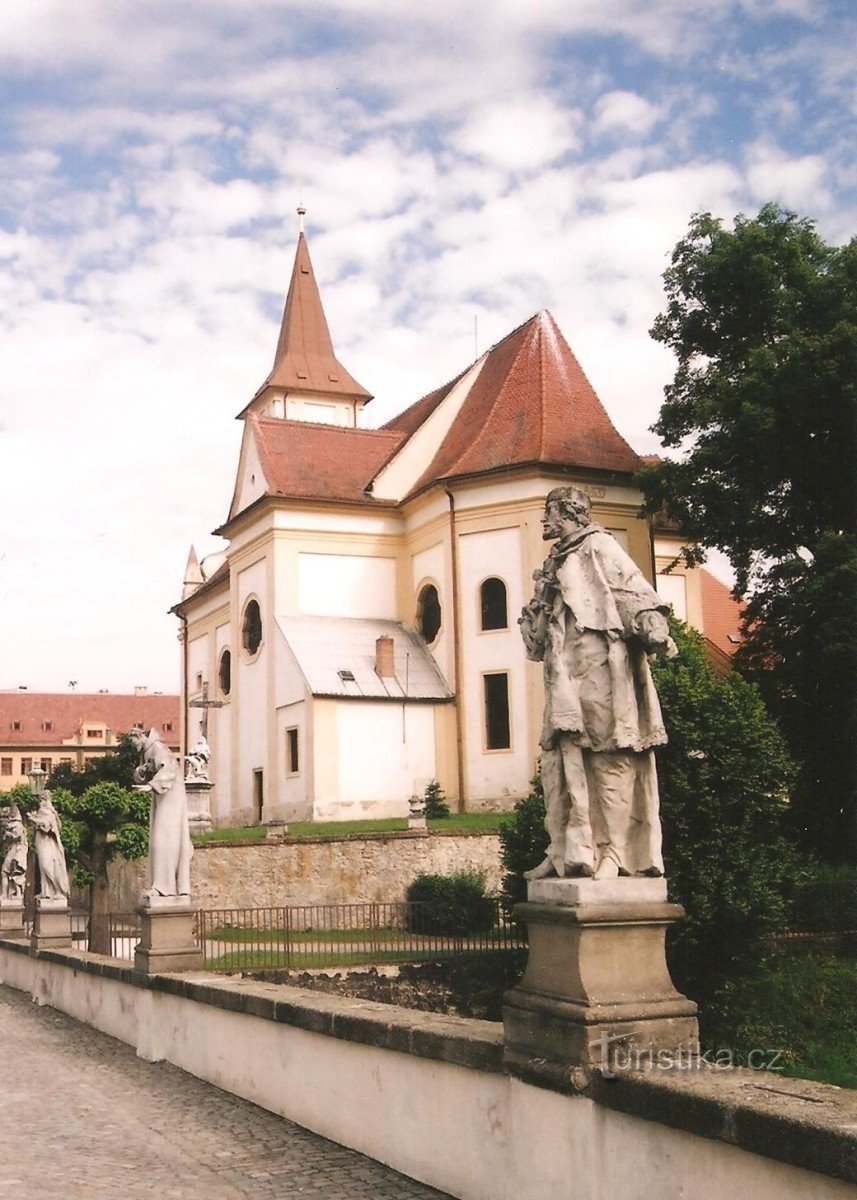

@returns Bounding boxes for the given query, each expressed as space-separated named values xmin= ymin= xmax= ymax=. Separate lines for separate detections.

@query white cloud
xmin=593 ymin=90 xmax=661 ymax=137
xmin=744 ymin=142 xmax=832 ymax=214
xmin=452 ymin=95 xmax=582 ymax=173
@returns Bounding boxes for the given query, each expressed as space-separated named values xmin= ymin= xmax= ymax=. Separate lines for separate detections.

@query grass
xmin=205 ymin=947 xmax=465 ymax=970
xmin=192 ymin=811 xmax=504 ymax=843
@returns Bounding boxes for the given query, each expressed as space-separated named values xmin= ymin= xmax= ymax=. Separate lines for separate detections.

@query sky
xmin=0 ymin=0 xmax=854 ymax=696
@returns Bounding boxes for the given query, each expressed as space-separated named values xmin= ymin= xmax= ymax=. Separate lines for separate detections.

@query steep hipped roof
xmin=255 ymin=233 xmax=371 ymax=403
xmin=252 ymin=416 xmax=403 ymax=505
xmin=699 ymin=568 xmax=744 ymax=657
xmin=0 ymin=693 xmax=180 ymax=747
xmin=397 ymin=310 xmax=641 ymax=495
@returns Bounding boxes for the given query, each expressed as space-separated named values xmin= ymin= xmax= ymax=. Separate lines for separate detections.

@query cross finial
xmin=297 ymin=203 xmax=306 ymax=235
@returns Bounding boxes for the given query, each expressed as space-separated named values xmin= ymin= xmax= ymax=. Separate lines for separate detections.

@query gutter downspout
xmin=177 ymin=611 xmax=189 ymax=761
xmin=445 ymin=487 xmax=466 ymax=812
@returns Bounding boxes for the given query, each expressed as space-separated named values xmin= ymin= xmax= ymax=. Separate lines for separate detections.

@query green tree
xmin=639 ymin=204 xmax=856 ymax=864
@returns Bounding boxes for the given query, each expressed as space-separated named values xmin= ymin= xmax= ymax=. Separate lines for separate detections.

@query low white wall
xmin=0 ymin=943 xmax=851 ymax=1200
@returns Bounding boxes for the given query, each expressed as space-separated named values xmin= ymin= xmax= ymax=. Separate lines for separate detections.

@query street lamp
xmin=28 ymin=765 xmax=47 ymax=799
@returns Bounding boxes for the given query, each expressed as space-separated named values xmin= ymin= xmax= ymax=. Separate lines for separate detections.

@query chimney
xmin=374 ymin=635 xmax=396 ymax=679
xmin=134 ymin=686 xmax=149 ymax=697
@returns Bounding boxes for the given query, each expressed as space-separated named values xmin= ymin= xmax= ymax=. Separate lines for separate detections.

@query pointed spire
xmin=260 ymin=225 xmax=372 ymax=402
xmin=182 ymin=545 xmax=204 ymax=600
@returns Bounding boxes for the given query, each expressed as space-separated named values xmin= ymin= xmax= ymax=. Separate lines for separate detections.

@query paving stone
xmin=0 ymin=984 xmax=451 ymax=1199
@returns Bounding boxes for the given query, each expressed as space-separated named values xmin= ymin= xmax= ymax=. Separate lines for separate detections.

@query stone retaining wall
xmin=109 ymin=831 xmax=502 ymax=911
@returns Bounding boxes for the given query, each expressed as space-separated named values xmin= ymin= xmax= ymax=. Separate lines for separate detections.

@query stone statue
xmin=184 ymin=735 xmax=211 ymax=783
xmin=1 ymin=805 xmax=29 ymax=900
xmin=129 ymin=727 xmax=193 ymax=900
xmin=28 ymin=793 xmax=70 ymax=900
xmin=519 ymin=486 xmax=678 ymax=881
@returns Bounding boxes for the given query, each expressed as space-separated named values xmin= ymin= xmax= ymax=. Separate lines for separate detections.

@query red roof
xmin=252 ymin=416 xmax=404 ymax=505
xmin=251 ymin=233 xmax=371 ymax=405
xmin=403 ymin=310 xmax=641 ymax=495
xmin=699 ymin=568 xmax=744 ymax=657
xmin=0 ymin=693 xmax=180 ymax=747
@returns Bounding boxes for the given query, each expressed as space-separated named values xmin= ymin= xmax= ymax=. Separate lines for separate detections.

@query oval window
xmin=480 ymin=577 xmax=508 ymax=631
xmin=416 ymin=584 xmax=442 ymax=644
xmin=218 ymin=648 xmax=232 ymax=695
xmin=242 ymin=600 xmax=262 ymax=656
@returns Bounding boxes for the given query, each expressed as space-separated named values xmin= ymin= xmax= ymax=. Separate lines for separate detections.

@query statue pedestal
xmin=0 ymin=898 xmax=26 ymax=938
xmin=30 ymin=897 xmax=72 ymax=951
xmin=134 ymin=897 xmax=204 ymax=975
xmin=408 ymin=815 xmax=428 ymax=833
xmin=185 ymin=779 xmax=213 ymax=835
xmin=503 ymin=878 xmax=698 ymax=1075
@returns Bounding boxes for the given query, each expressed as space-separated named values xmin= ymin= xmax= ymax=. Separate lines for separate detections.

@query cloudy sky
xmin=1 ymin=0 xmax=853 ymax=695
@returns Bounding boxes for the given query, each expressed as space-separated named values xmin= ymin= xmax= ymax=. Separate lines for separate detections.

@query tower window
xmin=483 ymin=673 xmax=511 ymax=751
xmin=286 ymin=727 xmax=300 ymax=776
xmin=480 ymin=577 xmax=508 ymax=631
xmin=219 ymin=648 xmax=232 ymax=696
xmin=242 ymin=599 xmax=263 ymax=656
xmin=416 ymin=584 xmax=442 ymax=645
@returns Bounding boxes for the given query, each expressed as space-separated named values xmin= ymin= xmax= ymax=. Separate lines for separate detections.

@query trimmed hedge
xmin=405 ymin=871 xmax=496 ymax=936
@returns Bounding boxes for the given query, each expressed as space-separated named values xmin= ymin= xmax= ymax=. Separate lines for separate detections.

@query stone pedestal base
xmin=0 ymin=898 xmax=26 ymax=938
xmin=30 ymin=897 xmax=72 ymax=951
xmin=134 ymin=900 xmax=204 ymax=974
xmin=503 ymin=878 xmax=698 ymax=1074
xmin=408 ymin=815 xmax=428 ymax=833
xmin=185 ymin=780 xmax=213 ymax=835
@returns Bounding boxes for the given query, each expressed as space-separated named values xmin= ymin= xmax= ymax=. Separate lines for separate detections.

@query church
xmin=175 ymin=214 xmax=736 ymax=827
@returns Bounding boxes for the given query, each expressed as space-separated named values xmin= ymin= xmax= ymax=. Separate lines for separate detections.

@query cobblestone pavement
xmin=0 ymin=984 xmax=452 ymax=1199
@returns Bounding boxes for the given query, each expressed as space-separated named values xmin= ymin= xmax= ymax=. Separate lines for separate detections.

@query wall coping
xmin=2 ymin=936 xmax=854 ymax=1186
xmin=192 ymin=829 xmax=501 ymax=850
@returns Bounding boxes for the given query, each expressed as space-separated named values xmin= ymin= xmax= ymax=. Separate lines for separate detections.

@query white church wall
xmin=310 ymin=702 xmax=437 ymax=819
xmin=212 ymin=622 xmax=233 ymax=824
xmin=271 ymin=626 xmax=311 ymax=820
xmin=410 ymin=541 xmax=452 ymax=684
xmin=458 ymin=526 xmax=532 ymax=805
xmin=298 ymin=552 xmax=397 ymax=618
xmin=235 ymin=557 xmax=270 ymax=823
xmin=231 ymin=425 xmax=268 ymax=517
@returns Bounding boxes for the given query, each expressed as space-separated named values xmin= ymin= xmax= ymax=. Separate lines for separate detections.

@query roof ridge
xmin=255 ymin=416 xmax=400 ymax=440
xmin=538 ymin=310 xmax=549 ymax=462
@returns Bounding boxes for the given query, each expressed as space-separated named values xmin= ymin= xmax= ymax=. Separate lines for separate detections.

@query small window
xmin=0 ymin=758 xmax=12 ymax=776
xmin=219 ymin=648 xmax=232 ymax=696
xmin=86 ymin=728 xmax=100 ymax=739
xmin=10 ymin=721 xmax=21 ymax=731
xmin=338 ymin=669 xmax=355 ymax=682
xmin=41 ymin=720 xmax=54 ymax=732
xmin=416 ymin=584 xmax=442 ymax=644
xmin=242 ymin=599 xmax=263 ymax=655
xmin=39 ymin=758 xmax=51 ymax=773
xmin=480 ymin=577 xmax=508 ymax=631
xmin=195 ymin=672 xmax=203 ymax=690
xmin=59 ymin=757 xmax=72 ymax=765
xmin=286 ymin=727 xmax=300 ymax=776
xmin=484 ymin=673 xmax=511 ymax=751
xmin=162 ymin=722 xmax=173 ymax=733
xmin=20 ymin=757 xmax=32 ymax=774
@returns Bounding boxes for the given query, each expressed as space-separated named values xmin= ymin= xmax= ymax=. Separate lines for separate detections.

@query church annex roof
xmin=246 ymin=232 xmax=372 ymax=409
xmin=0 ymin=693 xmax=180 ymax=748
xmin=393 ymin=310 xmax=641 ymax=497
xmin=252 ymin=416 xmax=404 ymax=505
xmin=275 ymin=616 xmax=453 ymax=700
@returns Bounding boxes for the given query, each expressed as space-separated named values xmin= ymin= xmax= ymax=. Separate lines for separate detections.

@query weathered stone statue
xmin=1 ymin=805 xmax=29 ymax=900
xmin=130 ymin=727 xmax=193 ymax=900
xmin=184 ymin=735 xmax=211 ymax=784
xmin=28 ymin=793 xmax=70 ymax=900
xmin=519 ymin=485 xmax=677 ymax=881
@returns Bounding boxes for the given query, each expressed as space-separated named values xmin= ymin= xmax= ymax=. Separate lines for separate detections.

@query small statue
xmin=28 ymin=792 xmax=70 ymax=900
xmin=520 ymin=486 xmax=678 ymax=882
xmin=1 ymin=805 xmax=29 ymax=901
xmin=184 ymin=735 xmax=212 ymax=784
xmin=129 ymin=727 xmax=193 ymax=900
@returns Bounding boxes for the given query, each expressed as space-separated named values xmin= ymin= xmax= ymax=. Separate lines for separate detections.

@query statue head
xmin=542 ymin=486 xmax=592 ymax=540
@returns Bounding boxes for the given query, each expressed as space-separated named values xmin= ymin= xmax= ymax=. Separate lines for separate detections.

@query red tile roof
xmin=406 ymin=310 xmax=641 ymax=495
xmin=699 ymin=568 xmax=744 ymax=657
xmin=252 ymin=416 xmax=404 ymax=505
xmin=252 ymin=233 xmax=371 ymax=404
xmin=0 ymin=693 xmax=180 ymax=747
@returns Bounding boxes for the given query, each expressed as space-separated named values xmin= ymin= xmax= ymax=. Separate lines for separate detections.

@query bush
xmin=406 ymin=871 xmax=496 ymax=936
xmin=498 ymin=774 xmax=548 ymax=915
xmin=423 ymin=779 xmax=451 ymax=820
xmin=790 ymin=865 xmax=857 ymax=933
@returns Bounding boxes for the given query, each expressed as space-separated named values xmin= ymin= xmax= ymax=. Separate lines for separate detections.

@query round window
xmin=242 ymin=600 xmax=262 ymax=656
xmin=416 ymin=584 xmax=442 ymax=644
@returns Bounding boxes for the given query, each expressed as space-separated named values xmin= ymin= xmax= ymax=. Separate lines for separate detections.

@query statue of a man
xmin=1 ymin=805 xmax=29 ymax=900
xmin=129 ymin=727 xmax=193 ymax=900
xmin=184 ymin=734 xmax=211 ymax=783
xmin=519 ymin=486 xmax=677 ymax=881
xmin=28 ymin=793 xmax=70 ymax=900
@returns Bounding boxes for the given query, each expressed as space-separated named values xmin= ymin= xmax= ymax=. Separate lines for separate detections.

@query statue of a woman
xmin=28 ymin=793 xmax=70 ymax=900
xmin=1 ymin=805 xmax=29 ymax=900
xmin=130 ymin=727 xmax=193 ymax=900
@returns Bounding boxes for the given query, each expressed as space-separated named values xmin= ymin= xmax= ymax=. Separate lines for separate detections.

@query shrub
xmin=423 ymin=779 xmax=451 ymax=820
xmin=498 ymin=774 xmax=548 ymax=915
xmin=406 ymin=871 xmax=496 ymax=935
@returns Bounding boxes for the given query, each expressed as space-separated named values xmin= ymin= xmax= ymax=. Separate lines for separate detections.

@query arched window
xmin=480 ymin=577 xmax=508 ymax=631
xmin=416 ymin=584 xmax=442 ymax=645
xmin=218 ymin=648 xmax=232 ymax=695
xmin=242 ymin=599 xmax=263 ymax=656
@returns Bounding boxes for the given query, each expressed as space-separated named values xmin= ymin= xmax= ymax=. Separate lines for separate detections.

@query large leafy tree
xmin=639 ymin=204 xmax=856 ymax=864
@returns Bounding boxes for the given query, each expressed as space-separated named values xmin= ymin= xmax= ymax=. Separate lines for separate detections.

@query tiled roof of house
xmin=382 ymin=371 xmax=468 ymax=439
xmin=0 ymin=693 xmax=180 ymax=747
xmin=404 ymin=310 xmax=641 ymax=495
xmin=699 ymin=568 xmax=744 ymax=657
xmin=251 ymin=233 xmax=371 ymax=405
xmin=252 ymin=416 xmax=404 ymax=505
xmin=276 ymin=616 xmax=453 ymax=700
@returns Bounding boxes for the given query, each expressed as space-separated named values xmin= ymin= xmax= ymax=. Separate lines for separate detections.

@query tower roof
xmin=254 ymin=231 xmax=372 ymax=404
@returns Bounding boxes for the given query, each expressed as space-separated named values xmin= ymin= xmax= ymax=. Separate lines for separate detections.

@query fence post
xmin=284 ymin=907 xmax=292 ymax=970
